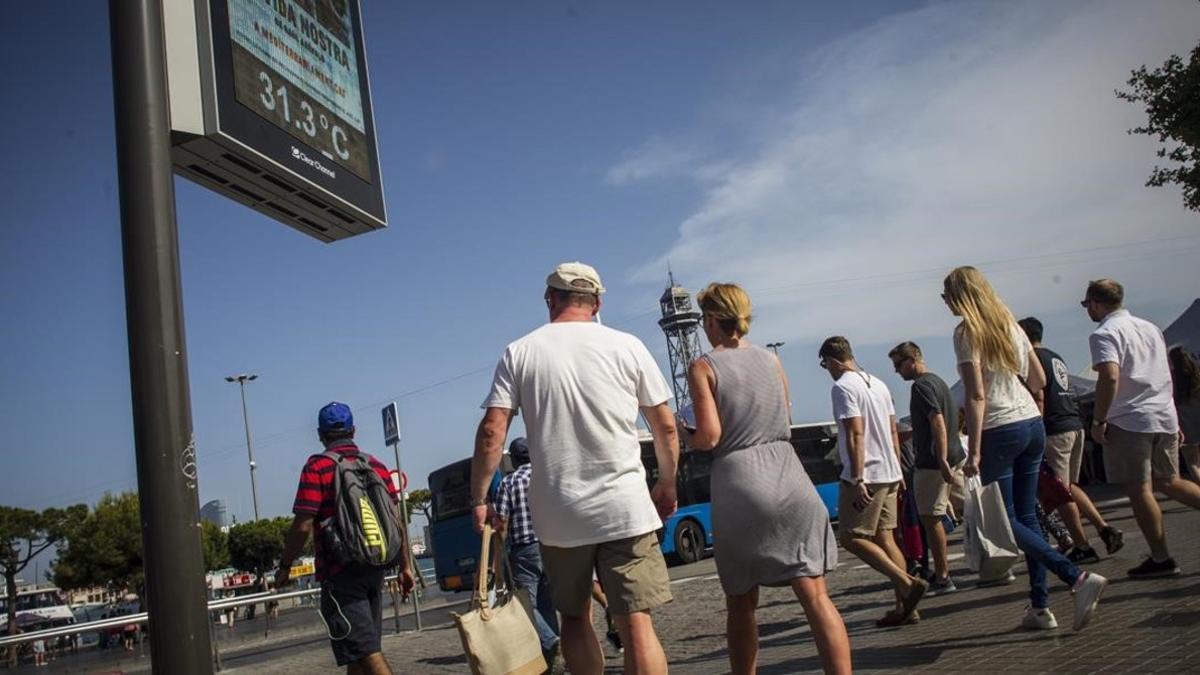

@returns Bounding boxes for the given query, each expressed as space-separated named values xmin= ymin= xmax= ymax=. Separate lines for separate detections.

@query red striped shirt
xmin=292 ymin=441 xmax=398 ymax=580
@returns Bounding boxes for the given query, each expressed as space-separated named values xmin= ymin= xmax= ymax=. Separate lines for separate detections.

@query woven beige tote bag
xmin=452 ymin=524 xmax=548 ymax=675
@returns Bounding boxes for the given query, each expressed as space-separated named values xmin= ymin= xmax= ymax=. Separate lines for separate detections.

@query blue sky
xmin=2 ymin=0 xmax=1198 ymax=540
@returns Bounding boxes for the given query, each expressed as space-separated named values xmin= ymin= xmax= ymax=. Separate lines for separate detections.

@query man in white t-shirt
xmin=471 ymin=261 xmax=680 ymax=675
xmin=1084 ymin=278 xmax=1200 ymax=578
xmin=820 ymin=336 xmax=927 ymax=627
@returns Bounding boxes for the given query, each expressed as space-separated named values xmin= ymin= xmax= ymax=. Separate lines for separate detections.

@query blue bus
xmin=645 ymin=422 xmax=842 ymax=565
xmin=426 ymin=455 xmax=512 ymax=592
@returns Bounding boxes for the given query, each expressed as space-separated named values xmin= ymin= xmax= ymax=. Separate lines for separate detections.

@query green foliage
xmin=0 ymin=505 xmax=85 ymax=576
xmin=1117 ymin=41 xmax=1200 ymax=211
xmin=200 ymin=520 xmax=230 ymax=572
xmin=52 ymin=493 xmax=143 ymax=597
xmin=1 ymin=504 xmax=85 ymax=644
xmin=405 ymin=488 xmax=432 ymax=523
xmin=227 ymin=517 xmax=292 ymax=578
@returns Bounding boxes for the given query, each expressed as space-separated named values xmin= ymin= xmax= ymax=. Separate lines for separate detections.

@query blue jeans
xmin=509 ymin=541 xmax=559 ymax=655
xmin=980 ymin=417 xmax=1082 ymax=608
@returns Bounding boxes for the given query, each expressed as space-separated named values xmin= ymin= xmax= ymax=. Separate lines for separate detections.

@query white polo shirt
xmin=830 ymin=370 xmax=903 ymax=484
xmin=1089 ymin=309 xmax=1178 ymax=434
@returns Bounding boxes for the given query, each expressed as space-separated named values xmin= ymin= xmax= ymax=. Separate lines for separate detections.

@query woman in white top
xmin=942 ymin=266 xmax=1106 ymax=632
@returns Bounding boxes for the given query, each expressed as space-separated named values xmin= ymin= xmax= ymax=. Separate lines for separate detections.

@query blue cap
xmin=318 ymin=402 xmax=354 ymax=432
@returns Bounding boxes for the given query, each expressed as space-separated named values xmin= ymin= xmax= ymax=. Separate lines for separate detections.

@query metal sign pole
xmin=390 ymin=571 xmax=402 ymax=634
xmin=392 ymin=440 xmax=423 ymax=631
xmin=108 ymin=0 xmax=212 ymax=672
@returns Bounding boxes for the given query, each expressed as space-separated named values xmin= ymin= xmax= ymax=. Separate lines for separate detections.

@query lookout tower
xmin=658 ymin=272 xmax=704 ymax=415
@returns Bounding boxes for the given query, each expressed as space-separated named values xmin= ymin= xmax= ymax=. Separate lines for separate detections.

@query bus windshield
xmin=428 ymin=458 xmax=472 ymax=523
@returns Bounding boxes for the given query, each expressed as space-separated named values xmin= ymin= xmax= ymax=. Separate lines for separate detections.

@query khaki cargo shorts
xmin=1045 ymin=429 xmax=1086 ymax=484
xmin=541 ymin=531 xmax=672 ymax=617
xmin=837 ymin=481 xmax=899 ymax=545
xmin=913 ymin=464 xmax=965 ymax=518
xmin=1103 ymin=425 xmax=1180 ymax=484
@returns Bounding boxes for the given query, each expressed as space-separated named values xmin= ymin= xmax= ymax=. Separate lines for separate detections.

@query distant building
xmin=64 ymin=585 xmax=118 ymax=607
xmin=200 ymin=499 xmax=227 ymax=528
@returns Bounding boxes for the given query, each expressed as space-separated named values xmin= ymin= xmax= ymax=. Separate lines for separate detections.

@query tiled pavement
xmin=219 ymin=493 xmax=1200 ymax=674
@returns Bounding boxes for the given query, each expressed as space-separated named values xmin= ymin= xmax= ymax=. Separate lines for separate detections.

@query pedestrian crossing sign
xmin=382 ymin=402 xmax=401 ymax=446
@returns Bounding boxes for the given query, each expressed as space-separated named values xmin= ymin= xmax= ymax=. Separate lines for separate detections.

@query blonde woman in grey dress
xmin=680 ymin=283 xmax=851 ymax=675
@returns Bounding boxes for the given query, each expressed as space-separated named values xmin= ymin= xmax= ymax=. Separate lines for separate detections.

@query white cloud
xmin=605 ymin=135 xmax=726 ymax=185
xmin=615 ymin=0 xmax=1200 ymax=348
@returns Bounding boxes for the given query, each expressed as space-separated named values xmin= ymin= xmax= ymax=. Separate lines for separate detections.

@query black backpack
xmin=318 ymin=450 xmax=406 ymax=568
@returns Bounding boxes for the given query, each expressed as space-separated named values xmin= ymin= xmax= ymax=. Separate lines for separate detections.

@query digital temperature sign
xmin=228 ymin=0 xmax=369 ymax=179
xmin=165 ymin=0 xmax=386 ymax=241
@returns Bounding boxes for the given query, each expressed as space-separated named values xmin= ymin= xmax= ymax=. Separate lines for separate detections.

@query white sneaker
xmin=1072 ymin=571 xmax=1107 ymax=631
xmin=1021 ymin=606 xmax=1058 ymax=630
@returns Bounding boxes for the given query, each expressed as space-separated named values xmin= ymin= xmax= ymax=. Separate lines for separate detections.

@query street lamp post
xmin=765 ymin=342 xmax=791 ymax=409
xmin=225 ymin=373 xmax=260 ymax=521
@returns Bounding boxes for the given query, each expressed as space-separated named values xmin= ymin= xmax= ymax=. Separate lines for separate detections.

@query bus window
xmin=678 ymin=451 xmax=713 ymax=507
xmin=791 ymin=425 xmax=842 ymax=485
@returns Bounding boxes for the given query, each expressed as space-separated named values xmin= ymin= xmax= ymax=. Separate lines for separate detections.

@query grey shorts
xmin=1103 ymin=425 xmax=1180 ymax=484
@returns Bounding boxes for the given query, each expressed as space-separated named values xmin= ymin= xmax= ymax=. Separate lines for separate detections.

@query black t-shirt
xmin=1035 ymin=346 xmax=1083 ymax=435
xmin=910 ymin=371 xmax=965 ymax=470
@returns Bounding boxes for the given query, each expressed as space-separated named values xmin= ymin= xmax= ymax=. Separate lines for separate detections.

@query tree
xmin=53 ymin=492 xmax=144 ymax=601
xmin=1 ymin=504 xmax=85 ymax=664
xmin=200 ymin=520 xmax=230 ymax=572
xmin=227 ymin=517 xmax=292 ymax=584
xmin=405 ymin=488 xmax=432 ymax=523
xmin=1117 ymin=41 xmax=1200 ymax=211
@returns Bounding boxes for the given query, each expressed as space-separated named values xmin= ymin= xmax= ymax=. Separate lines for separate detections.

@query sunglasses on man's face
xmin=1080 ymin=299 xmax=1091 ymax=308
xmin=892 ymin=358 xmax=910 ymax=371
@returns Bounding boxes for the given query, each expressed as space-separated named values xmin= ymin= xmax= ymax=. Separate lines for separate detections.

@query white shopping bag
xmin=962 ymin=476 xmax=1020 ymax=579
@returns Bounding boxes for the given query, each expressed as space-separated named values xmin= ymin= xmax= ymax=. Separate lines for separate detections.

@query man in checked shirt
xmin=493 ymin=437 xmax=562 ymax=667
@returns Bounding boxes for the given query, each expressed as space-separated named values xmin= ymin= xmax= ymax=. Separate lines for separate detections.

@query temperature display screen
xmin=228 ymin=0 xmax=370 ymax=180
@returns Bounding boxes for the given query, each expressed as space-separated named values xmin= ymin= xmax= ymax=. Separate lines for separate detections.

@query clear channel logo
xmin=291 ymin=146 xmax=336 ymax=179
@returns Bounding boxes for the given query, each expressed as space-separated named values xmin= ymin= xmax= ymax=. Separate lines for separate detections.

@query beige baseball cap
xmin=546 ymin=261 xmax=605 ymax=295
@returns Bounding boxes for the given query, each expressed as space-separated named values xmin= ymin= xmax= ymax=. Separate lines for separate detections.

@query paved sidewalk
xmin=218 ymin=495 xmax=1199 ymax=674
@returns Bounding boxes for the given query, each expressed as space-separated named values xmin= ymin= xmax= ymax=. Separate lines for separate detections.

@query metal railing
xmin=0 ymin=569 xmax=438 ymax=670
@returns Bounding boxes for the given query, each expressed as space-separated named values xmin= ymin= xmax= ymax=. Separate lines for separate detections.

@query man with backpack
xmin=276 ymin=402 xmax=414 ymax=675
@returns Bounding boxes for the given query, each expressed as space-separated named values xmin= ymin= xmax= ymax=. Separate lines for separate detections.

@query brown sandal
xmin=876 ymin=608 xmax=921 ymax=627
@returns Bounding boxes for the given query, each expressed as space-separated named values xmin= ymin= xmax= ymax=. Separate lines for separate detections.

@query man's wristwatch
xmin=470 ymin=497 xmax=488 ymax=507
xmin=853 ymin=476 xmax=865 ymax=486
xmin=1092 ymin=419 xmax=1107 ymax=426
